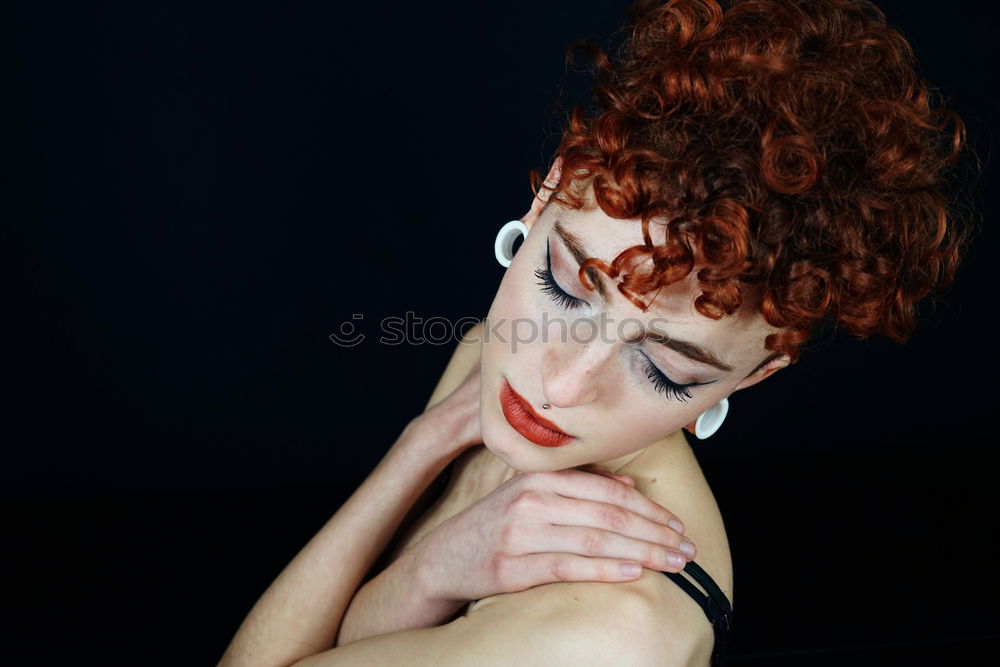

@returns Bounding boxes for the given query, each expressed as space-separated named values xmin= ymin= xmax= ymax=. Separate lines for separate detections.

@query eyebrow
xmin=552 ymin=219 xmax=734 ymax=374
xmin=552 ymin=219 xmax=611 ymax=302
xmin=642 ymin=332 xmax=735 ymax=373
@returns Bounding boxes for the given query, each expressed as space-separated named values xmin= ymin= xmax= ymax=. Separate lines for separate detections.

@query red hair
xmin=532 ymin=0 xmax=974 ymax=363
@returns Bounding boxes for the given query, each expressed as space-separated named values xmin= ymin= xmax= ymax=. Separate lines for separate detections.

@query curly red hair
xmin=532 ymin=0 xmax=973 ymax=364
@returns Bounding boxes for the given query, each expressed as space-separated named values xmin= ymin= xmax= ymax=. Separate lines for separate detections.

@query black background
xmin=6 ymin=0 xmax=998 ymax=663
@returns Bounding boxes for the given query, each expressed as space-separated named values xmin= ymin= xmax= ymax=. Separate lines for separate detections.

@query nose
xmin=540 ymin=330 xmax=618 ymax=409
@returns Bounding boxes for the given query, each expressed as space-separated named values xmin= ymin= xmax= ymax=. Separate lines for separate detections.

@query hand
xmin=413 ymin=362 xmax=482 ymax=459
xmin=408 ymin=466 xmax=697 ymax=605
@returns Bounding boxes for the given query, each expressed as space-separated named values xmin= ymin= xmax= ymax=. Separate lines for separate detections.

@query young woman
xmin=220 ymin=0 xmax=971 ymax=664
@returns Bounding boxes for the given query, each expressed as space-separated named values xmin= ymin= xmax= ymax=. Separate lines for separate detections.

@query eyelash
xmin=533 ymin=240 xmax=696 ymax=403
xmin=533 ymin=238 xmax=587 ymax=310
xmin=641 ymin=356 xmax=695 ymax=403
xmin=534 ymin=264 xmax=585 ymax=310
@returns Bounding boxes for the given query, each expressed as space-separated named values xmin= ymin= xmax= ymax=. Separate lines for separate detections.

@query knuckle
xmin=607 ymin=479 xmax=629 ymax=504
xmin=582 ymin=528 xmax=606 ymax=555
xmin=497 ymin=521 xmax=528 ymax=554
xmin=509 ymin=490 xmax=540 ymax=512
xmin=602 ymin=505 xmax=630 ymax=531
xmin=498 ymin=522 xmax=519 ymax=550
xmin=660 ymin=525 xmax=680 ymax=547
xmin=549 ymin=556 xmax=572 ymax=581
xmin=646 ymin=545 xmax=664 ymax=566
xmin=490 ymin=552 xmax=512 ymax=583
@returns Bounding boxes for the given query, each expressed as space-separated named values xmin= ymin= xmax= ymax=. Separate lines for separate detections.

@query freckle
xmin=573 ymin=596 xmax=579 ymax=602
xmin=651 ymin=477 xmax=657 ymax=483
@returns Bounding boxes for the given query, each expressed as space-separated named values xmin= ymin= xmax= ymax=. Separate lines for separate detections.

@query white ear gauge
xmin=494 ymin=220 xmax=528 ymax=268
xmin=694 ymin=398 xmax=729 ymax=439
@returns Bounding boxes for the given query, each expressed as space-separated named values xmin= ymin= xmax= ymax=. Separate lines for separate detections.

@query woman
xmin=220 ymin=0 xmax=972 ymax=664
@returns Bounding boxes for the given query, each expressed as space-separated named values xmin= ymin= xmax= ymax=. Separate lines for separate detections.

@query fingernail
xmin=621 ymin=563 xmax=642 ymax=577
xmin=667 ymin=552 xmax=684 ymax=567
xmin=679 ymin=540 xmax=696 ymax=558
xmin=668 ymin=519 xmax=685 ymax=533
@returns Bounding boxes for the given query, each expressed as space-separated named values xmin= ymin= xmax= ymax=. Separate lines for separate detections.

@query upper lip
xmin=505 ymin=381 xmax=572 ymax=436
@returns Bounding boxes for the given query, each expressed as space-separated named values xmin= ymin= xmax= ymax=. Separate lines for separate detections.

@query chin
xmin=482 ymin=420 xmax=579 ymax=474
xmin=480 ymin=418 xmax=519 ymax=468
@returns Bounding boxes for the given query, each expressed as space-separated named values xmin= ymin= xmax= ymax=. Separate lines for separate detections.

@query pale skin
xmin=219 ymin=159 xmax=791 ymax=666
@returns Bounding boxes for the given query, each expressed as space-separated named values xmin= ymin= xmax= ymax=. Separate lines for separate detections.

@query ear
xmin=522 ymin=156 xmax=562 ymax=232
xmin=731 ymin=353 xmax=791 ymax=393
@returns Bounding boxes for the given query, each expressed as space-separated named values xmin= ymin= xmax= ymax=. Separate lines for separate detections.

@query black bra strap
xmin=662 ymin=560 xmax=733 ymax=665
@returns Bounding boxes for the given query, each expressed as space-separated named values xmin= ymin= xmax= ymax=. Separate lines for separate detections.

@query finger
xmin=541 ymin=468 xmax=688 ymax=535
xmin=513 ymin=522 xmax=688 ymax=573
xmin=496 ymin=552 xmax=653 ymax=591
xmin=531 ymin=493 xmax=695 ymax=560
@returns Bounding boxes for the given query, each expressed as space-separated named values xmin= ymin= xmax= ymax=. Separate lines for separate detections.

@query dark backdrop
xmin=6 ymin=0 xmax=997 ymax=663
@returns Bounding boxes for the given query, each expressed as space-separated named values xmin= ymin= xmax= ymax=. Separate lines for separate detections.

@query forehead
xmin=543 ymin=196 xmax=778 ymax=368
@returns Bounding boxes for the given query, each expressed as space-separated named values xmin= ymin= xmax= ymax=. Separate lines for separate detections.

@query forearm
xmin=335 ymin=540 xmax=466 ymax=645
xmin=219 ymin=418 xmax=455 ymax=667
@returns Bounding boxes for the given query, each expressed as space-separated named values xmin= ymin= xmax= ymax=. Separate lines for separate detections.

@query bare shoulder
xmin=423 ymin=320 xmax=485 ymax=411
xmin=453 ymin=567 xmax=715 ymax=666
xmin=299 ymin=571 xmax=712 ymax=666
xmin=622 ymin=431 xmax=734 ymax=604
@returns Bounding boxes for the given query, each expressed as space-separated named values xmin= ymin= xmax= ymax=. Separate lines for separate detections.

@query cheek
xmin=612 ymin=399 xmax=673 ymax=441
xmin=483 ymin=267 xmax=545 ymax=362
xmin=601 ymin=366 xmax=726 ymax=445
xmin=487 ymin=256 xmax=540 ymax=320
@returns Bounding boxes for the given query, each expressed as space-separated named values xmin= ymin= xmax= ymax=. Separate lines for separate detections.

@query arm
xmin=220 ymin=325 xmax=484 ymax=666
xmin=218 ymin=416 xmax=460 ymax=667
xmin=337 ymin=460 xmax=704 ymax=644
xmin=333 ymin=324 xmax=486 ymax=645
xmin=294 ymin=569 xmax=709 ymax=666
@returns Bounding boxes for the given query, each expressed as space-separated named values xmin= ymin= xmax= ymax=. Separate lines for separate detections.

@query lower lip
xmin=499 ymin=380 xmax=574 ymax=447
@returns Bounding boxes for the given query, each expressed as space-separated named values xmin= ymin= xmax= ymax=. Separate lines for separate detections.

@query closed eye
xmin=534 ymin=239 xmax=586 ymax=310
xmin=640 ymin=352 xmax=715 ymax=402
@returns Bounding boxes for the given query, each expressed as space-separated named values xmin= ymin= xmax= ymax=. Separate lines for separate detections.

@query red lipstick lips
xmin=499 ymin=379 xmax=574 ymax=447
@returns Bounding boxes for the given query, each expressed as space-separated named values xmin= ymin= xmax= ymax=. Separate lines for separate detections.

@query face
xmin=479 ymin=184 xmax=788 ymax=473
